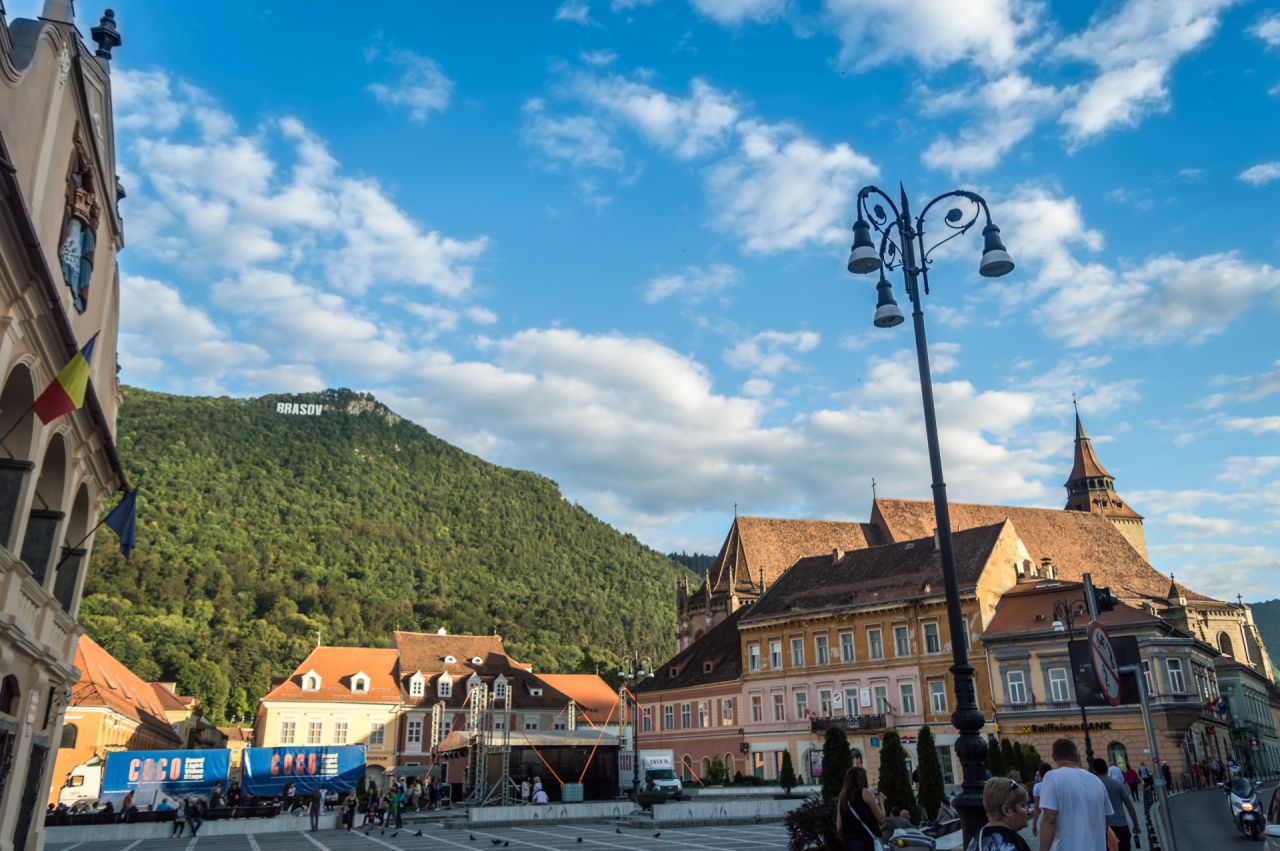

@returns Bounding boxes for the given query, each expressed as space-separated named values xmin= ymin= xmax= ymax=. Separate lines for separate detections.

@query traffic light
xmin=1093 ymin=586 xmax=1119 ymax=613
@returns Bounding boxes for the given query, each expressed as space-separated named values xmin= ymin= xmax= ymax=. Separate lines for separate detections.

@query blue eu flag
xmin=103 ymin=489 xmax=137 ymax=559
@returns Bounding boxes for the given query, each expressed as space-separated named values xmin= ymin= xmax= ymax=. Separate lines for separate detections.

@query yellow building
xmin=48 ymin=637 xmax=181 ymax=805
xmin=254 ymin=646 xmax=402 ymax=786
xmin=0 ymin=3 xmax=129 ymax=849
xmin=150 ymin=682 xmax=226 ymax=750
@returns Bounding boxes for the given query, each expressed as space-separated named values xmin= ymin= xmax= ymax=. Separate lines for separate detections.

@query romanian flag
xmin=33 ymin=333 xmax=98 ymax=424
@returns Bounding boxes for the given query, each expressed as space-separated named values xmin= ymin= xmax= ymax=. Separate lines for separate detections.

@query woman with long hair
xmin=836 ymin=767 xmax=886 ymax=851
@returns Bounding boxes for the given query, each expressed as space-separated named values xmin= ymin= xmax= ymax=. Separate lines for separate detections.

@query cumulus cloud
xmin=643 ymin=264 xmax=740 ymax=303
xmin=1250 ymin=13 xmax=1280 ymax=47
xmin=572 ymin=75 xmax=741 ymax=159
xmin=1201 ymin=362 xmax=1280 ymax=409
xmin=723 ymin=329 xmax=820 ymax=375
xmin=992 ymin=185 xmax=1280 ymax=346
xmin=1056 ymin=0 xmax=1240 ymax=144
xmin=115 ymin=69 xmax=487 ymax=298
xmin=1239 ymin=162 xmax=1280 ymax=186
xmin=922 ymin=73 xmax=1062 ymax=175
xmin=555 ymin=0 xmax=594 ymax=24
xmin=689 ymin=0 xmax=788 ymax=25
xmin=366 ymin=49 xmax=455 ymax=123
xmin=522 ymin=99 xmax=626 ymax=171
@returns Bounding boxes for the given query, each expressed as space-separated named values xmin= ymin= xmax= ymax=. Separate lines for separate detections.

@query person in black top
xmin=966 ymin=777 xmax=1032 ymax=851
xmin=836 ymin=767 xmax=886 ymax=851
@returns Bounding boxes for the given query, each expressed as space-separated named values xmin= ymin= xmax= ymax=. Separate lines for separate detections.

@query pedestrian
xmin=387 ymin=784 xmax=400 ymax=829
xmin=364 ymin=783 xmax=379 ymax=831
xmin=533 ymin=776 xmax=542 ymax=799
xmin=172 ymin=799 xmax=189 ymax=837
xmin=1038 ymin=738 xmax=1113 ymax=851
xmin=190 ymin=799 xmax=205 ymax=837
xmin=1210 ymin=758 xmax=1221 ymax=784
xmin=209 ymin=782 xmax=223 ymax=809
xmin=1094 ymin=758 xmax=1140 ymax=851
xmin=1123 ymin=765 xmax=1139 ymax=801
xmin=1191 ymin=762 xmax=1203 ymax=789
xmin=966 ymin=777 xmax=1032 ymax=851
xmin=345 ymin=790 xmax=358 ymax=831
xmin=881 ymin=806 xmax=913 ymax=841
xmin=1108 ymin=762 xmax=1124 ymax=784
xmin=835 ymin=766 xmax=886 ymax=851
xmin=1138 ymin=763 xmax=1152 ymax=790
xmin=1032 ymin=762 xmax=1052 ymax=837
xmin=310 ymin=785 xmax=323 ymax=832
xmin=521 ymin=778 xmax=530 ymax=805
xmin=532 ymin=787 xmax=549 ymax=805
xmin=429 ymin=777 xmax=439 ymax=811
xmin=1160 ymin=762 xmax=1172 ymax=789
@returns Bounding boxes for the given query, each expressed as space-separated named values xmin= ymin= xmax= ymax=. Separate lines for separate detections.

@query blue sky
xmin=17 ymin=0 xmax=1280 ymax=601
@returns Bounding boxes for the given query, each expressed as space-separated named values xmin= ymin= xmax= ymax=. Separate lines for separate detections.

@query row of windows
xmin=641 ymin=699 xmax=736 ymax=732
xmin=746 ymin=621 xmax=957 ymax=673
xmin=279 ymin=718 xmax=368 ymax=747
xmin=1004 ymin=657 xmax=1206 ymax=706
xmin=408 ymin=678 xmax=509 ymax=700
xmin=739 ymin=681 xmax=946 ymax=723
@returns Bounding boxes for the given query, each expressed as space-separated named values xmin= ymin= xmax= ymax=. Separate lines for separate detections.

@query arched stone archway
xmin=1219 ymin=632 xmax=1234 ymax=658
xmin=22 ymin=432 xmax=67 ymax=586
xmin=52 ymin=482 xmax=90 ymax=614
xmin=0 ymin=363 xmax=38 ymax=550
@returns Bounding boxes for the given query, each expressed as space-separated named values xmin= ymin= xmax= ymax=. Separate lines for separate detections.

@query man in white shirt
xmin=1039 ymin=738 xmax=1113 ymax=851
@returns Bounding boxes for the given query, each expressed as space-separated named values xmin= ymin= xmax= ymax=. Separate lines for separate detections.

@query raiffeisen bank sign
xmin=277 ymin=402 xmax=324 ymax=416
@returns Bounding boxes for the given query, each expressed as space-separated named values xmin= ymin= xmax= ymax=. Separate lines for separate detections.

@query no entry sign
xmin=1089 ymin=621 xmax=1123 ymax=706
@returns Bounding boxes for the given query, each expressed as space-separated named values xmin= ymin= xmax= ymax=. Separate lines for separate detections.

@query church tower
xmin=1063 ymin=412 xmax=1149 ymax=561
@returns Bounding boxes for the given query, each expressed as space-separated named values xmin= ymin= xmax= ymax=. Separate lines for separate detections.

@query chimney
xmin=41 ymin=0 xmax=75 ymax=23
xmin=833 ymin=548 xmax=844 ymax=563
xmin=1040 ymin=557 xmax=1055 ymax=580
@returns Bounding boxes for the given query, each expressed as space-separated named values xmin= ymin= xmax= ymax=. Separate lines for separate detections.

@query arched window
xmin=1219 ymin=632 xmax=1235 ymax=658
xmin=682 ymin=754 xmax=694 ymax=782
xmin=60 ymin=723 xmax=78 ymax=749
xmin=850 ymin=748 xmax=864 ymax=768
xmin=724 ymin=753 xmax=736 ymax=778
xmin=700 ymin=756 xmax=711 ymax=781
xmin=0 ymin=675 xmax=19 ymax=716
xmin=1108 ymin=742 xmax=1129 ymax=770
xmin=304 ymin=676 xmax=316 ymax=690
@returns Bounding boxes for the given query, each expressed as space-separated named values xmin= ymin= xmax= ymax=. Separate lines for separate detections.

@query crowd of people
xmin=833 ymin=737 xmax=1164 ymax=851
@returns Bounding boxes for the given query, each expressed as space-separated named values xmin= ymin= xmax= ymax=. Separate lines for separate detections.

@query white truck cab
xmin=640 ymin=751 xmax=683 ymax=799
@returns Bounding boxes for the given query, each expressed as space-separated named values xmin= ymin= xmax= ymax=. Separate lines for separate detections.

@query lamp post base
xmin=949 ymin=661 xmax=989 ymax=844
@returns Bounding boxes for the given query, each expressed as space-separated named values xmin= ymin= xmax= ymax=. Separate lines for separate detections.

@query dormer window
xmin=409 ymin=672 xmax=426 ymax=698
xmin=351 ymin=671 xmax=369 ymax=694
xmin=494 ymin=677 xmax=508 ymax=701
xmin=301 ymin=670 xmax=321 ymax=692
xmin=470 ymin=657 xmax=483 ymax=665
xmin=703 ymin=661 xmax=714 ymax=673
xmin=438 ymin=673 xmax=453 ymax=698
xmin=526 ymin=683 xmax=543 ymax=697
xmin=466 ymin=673 xmax=482 ymax=694
xmin=444 ymin=655 xmax=457 ymax=665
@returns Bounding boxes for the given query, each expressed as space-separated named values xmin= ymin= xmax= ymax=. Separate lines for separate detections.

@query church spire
xmin=1062 ymin=408 xmax=1149 ymax=560
xmin=1067 ymin=408 xmax=1114 ymax=484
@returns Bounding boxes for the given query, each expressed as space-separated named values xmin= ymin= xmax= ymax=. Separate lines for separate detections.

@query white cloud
xmin=993 ymin=185 xmax=1280 ymax=346
xmin=555 ymin=0 xmax=594 ymax=24
xmin=466 ymin=306 xmax=499 ymax=325
xmin=1250 ymin=13 xmax=1280 ymax=47
xmin=922 ymin=73 xmax=1062 ymax=175
xmin=1239 ymin=162 xmax=1280 ymax=186
xmin=742 ymin=378 xmax=774 ymax=396
xmin=689 ymin=0 xmax=788 ymax=25
xmin=115 ymin=70 xmax=488 ymax=299
xmin=522 ymin=99 xmax=626 ymax=171
xmin=823 ymin=0 xmax=1040 ymax=71
xmin=723 ymin=329 xmax=820 ymax=375
xmin=366 ymin=50 xmax=455 ymax=123
xmin=1219 ymin=415 xmax=1280 ymax=434
xmin=1201 ymin=362 xmax=1280 ymax=409
xmin=573 ymin=75 xmax=740 ymax=159
xmin=580 ymin=49 xmax=619 ymax=67
xmin=1057 ymin=0 xmax=1241 ymax=144
xmin=705 ymin=120 xmax=876 ymax=254
xmin=643 ymin=264 xmax=740 ymax=303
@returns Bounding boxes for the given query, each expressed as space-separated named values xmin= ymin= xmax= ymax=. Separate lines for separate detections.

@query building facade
xmin=149 ymin=682 xmax=225 ymax=751
xmin=0 ymin=4 xmax=127 ymax=850
xmin=47 ymin=637 xmax=180 ymax=806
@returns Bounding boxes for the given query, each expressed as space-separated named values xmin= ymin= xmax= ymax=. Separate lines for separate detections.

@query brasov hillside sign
xmin=276 ymin=402 xmax=324 ymax=416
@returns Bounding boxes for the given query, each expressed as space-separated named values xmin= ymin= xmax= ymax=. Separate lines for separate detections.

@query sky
xmin=14 ymin=0 xmax=1280 ymax=602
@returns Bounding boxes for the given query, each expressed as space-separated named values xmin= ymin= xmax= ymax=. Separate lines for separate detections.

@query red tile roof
xmin=1068 ymin=414 xmax=1114 ymax=481
xmin=982 ymin=581 xmax=1164 ymax=638
xmin=639 ymin=603 xmax=751 ymax=693
xmin=263 ymin=647 xmax=401 ymax=703
xmin=870 ymin=498 xmax=1211 ymax=604
xmin=393 ymin=631 xmax=568 ymax=711
xmin=698 ymin=516 xmax=882 ymax=601
xmin=536 ymin=675 xmax=620 ymax=724
xmin=72 ymin=636 xmax=181 ymax=744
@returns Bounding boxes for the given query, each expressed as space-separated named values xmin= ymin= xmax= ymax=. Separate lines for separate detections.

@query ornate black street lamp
xmin=617 ymin=653 xmax=655 ymax=799
xmin=847 ymin=184 xmax=1014 ymax=843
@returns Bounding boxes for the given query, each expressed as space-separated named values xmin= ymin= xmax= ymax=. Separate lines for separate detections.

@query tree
xmin=878 ymin=731 xmax=918 ymax=824
xmin=822 ymin=725 xmax=853 ymax=801
xmin=780 ymin=750 xmax=798 ymax=794
xmin=986 ymin=734 xmax=1007 ymax=778
xmin=915 ymin=726 xmax=946 ymax=822
xmin=1000 ymin=737 xmax=1018 ymax=777
xmin=176 ymin=658 xmax=231 ymax=723
xmin=1024 ymin=743 xmax=1044 ymax=779
xmin=705 ymin=757 xmax=728 ymax=786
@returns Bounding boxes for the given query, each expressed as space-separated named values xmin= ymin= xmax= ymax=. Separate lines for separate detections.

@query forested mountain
xmin=667 ymin=551 xmax=714 ymax=577
xmin=82 ymin=387 xmax=689 ymax=720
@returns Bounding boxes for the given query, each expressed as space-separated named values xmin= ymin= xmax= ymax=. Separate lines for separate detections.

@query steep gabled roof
xmin=870 ymin=498 xmax=1207 ymax=604
xmin=639 ymin=603 xmax=751 ymax=693
xmin=1067 ymin=414 xmax=1113 ymax=482
xmin=393 ymin=631 xmax=567 ymax=711
xmin=697 ymin=516 xmax=882 ymax=601
xmin=743 ymin=522 xmax=1010 ymax=622
xmin=72 ymin=637 xmax=181 ymax=744
xmin=982 ymin=581 xmax=1164 ymax=638
xmin=262 ymin=647 xmax=401 ymax=703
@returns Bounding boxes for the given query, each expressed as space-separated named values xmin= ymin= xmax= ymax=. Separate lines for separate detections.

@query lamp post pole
xmin=1053 ymin=598 xmax=1095 ymax=763
xmin=847 ymin=183 xmax=1015 ymax=845
xmin=618 ymin=654 xmax=652 ymax=800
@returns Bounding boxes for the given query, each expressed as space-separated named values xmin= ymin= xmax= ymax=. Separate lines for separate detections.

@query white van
xmin=59 ymin=756 xmax=104 ymax=807
xmin=640 ymin=751 xmax=683 ymax=799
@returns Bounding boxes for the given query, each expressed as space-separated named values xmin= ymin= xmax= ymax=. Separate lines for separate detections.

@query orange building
xmin=48 ymin=636 xmax=182 ymax=804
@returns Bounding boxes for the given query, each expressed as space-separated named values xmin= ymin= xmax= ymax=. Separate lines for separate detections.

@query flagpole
xmin=0 ymin=401 xmax=34 ymax=453
xmin=50 ymin=516 xmax=110 ymax=573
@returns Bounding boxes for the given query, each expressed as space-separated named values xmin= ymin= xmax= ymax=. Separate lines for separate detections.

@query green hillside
xmin=82 ymin=387 xmax=687 ymax=720
xmin=1249 ymin=599 xmax=1280 ymax=677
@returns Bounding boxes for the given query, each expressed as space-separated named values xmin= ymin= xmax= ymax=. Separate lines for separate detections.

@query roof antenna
xmin=871 ymin=478 xmax=877 ymax=500
xmin=734 ymin=502 xmax=738 ymax=518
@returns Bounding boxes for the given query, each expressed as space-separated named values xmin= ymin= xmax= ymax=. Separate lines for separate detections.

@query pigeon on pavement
xmin=616 ymin=828 xmax=622 ymax=834
xmin=413 ymin=830 xmax=423 ymax=837
xmin=470 ymin=835 xmax=477 ymax=841
xmin=653 ymin=833 xmax=661 ymax=838
xmin=491 ymin=841 xmax=502 ymax=846
xmin=391 ymin=832 xmax=398 ymax=838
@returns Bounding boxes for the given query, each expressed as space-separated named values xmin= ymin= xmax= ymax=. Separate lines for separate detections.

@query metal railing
xmin=811 ymin=714 xmax=889 ymax=733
